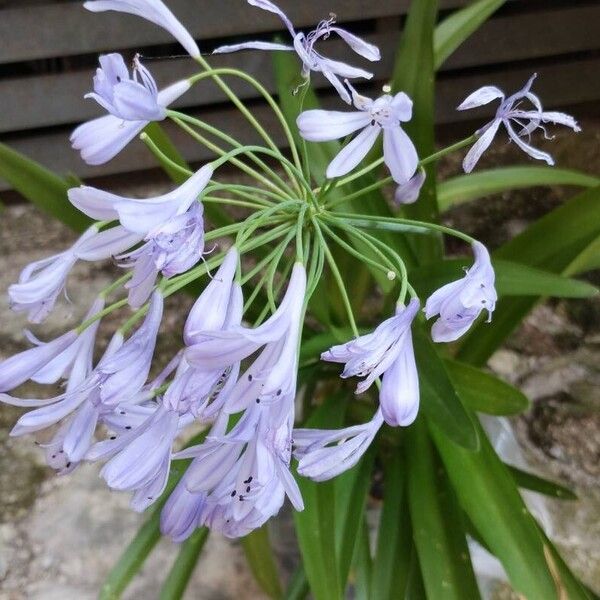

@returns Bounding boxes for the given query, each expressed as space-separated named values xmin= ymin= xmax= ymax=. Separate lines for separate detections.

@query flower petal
xmin=297 ymin=109 xmax=371 ymax=142
xmin=383 ymin=126 xmax=418 ymax=184
xmin=457 ymin=86 xmax=505 ymax=110
xmin=330 ymin=27 xmax=380 ymax=61
xmin=462 ymin=119 xmax=501 ymax=173
xmin=326 ymin=125 xmax=380 ymax=178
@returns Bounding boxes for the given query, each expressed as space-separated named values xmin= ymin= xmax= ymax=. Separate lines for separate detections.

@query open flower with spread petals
xmin=8 ymin=225 xmax=139 ymax=323
xmin=69 ymin=165 xmax=213 ymax=306
xmin=298 ymin=84 xmax=418 ymax=183
xmin=458 ymin=73 xmax=581 ymax=173
xmin=294 ymin=410 xmax=384 ymax=482
xmin=322 ymin=298 xmax=420 ymax=427
xmin=425 ymin=241 xmax=497 ymax=342
xmin=71 ymin=54 xmax=190 ymax=165
xmin=84 ymin=0 xmax=200 ymax=58
xmin=213 ymin=0 xmax=379 ymax=104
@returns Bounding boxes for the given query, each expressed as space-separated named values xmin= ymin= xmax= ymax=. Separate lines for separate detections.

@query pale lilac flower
xmin=71 ymin=78 xmax=190 ymax=166
xmin=322 ymin=299 xmax=420 ymax=426
xmin=86 ymin=53 xmax=164 ymax=122
xmin=394 ymin=169 xmax=426 ymax=205
xmin=213 ymin=0 xmax=380 ymax=104
xmin=458 ymin=74 xmax=581 ymax=173
xmin=425 ymin=241 xmax=497 ymax=342
xmin=0 ymin=330 xmax=78 ymax=393
xmin=185 ymin=262 xmax=306 ymax=411
xmin=298 ymin=84 xmax=418 ymax=183
xmin=160 ymin=476 xmax=206 ymax=542
xmin=8 ymin=225 xmax=137 ymax=323
xmin=69 ymin=166 xmax=212 ymax=304
xmin=84 ymin=0 xmax=200 ymax=58
xmin=293 ymin=410 xmax=384 ymax=481
xmin=180 ymin=404 xmax=303 ymax=538
xmin=4 ymin=292 xmax=163 ymax=447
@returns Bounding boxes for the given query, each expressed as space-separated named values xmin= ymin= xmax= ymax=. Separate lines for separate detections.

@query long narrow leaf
xmin=242 ymin=526 xmax=283 ymax=599
xmin=508 ymin=465 xmax=577 ymax=501
xmin=406 ymin=418 xmax=481 ymax=599
xmin=434 ymin=0 xmax=505 ymax=70
xmin=0 ymin=141 xmax=91 ymax=231
xmin=438 ymin=167 xmax=600 ymax=211
xmin=159 ymin=528 xmax=209 ymax=600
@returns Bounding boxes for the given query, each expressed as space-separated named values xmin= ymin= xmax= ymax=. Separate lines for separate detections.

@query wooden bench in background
xmin=0 ymin=0 xmax=599 ymax=191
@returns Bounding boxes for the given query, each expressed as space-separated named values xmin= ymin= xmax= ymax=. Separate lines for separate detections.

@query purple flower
xmin=179 ymin=404 xmax=303 ymax=538
xmin=8 ymin=225 xmax=137 ymax=323
xmin=86 ymin=54 xmax=165 ymax=122
xmin=458 ymin=74 xmax=581 ymax=173
xmin=71 ymin=78 xmax=190 ymax=166
xmin=213 ymin=0 xmax=379 ymax=104
xmin=425 ymin=241 xmax=497 ymax=342
xmin=4 ymin=292 xmax=163 ymax=452
xmin=394 ymin=169 xmax=426 ymax=205
xmin=293 ymin=410 xmax=384 ymax=481
xmin=185 ymin=263 xmax=306 ymax=412
xmin=84 ymin=0 xmax=200 ymax=58
xmin=297 ymin=84 xmax=418 ymax=183
xmin=0 ymin=329 xmax=79 ymax=393
xmin=322 ymin=299 xmax=420 ymax=427
xmin=69 ymin=166 xmax=213 ymax=305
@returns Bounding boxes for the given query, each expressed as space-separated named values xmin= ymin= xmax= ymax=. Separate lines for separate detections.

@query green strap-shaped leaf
xmin=433 ymin=0 xmax=506 ymax=70
xmin=438 ymin=166 xmax=600 ymax=211
xmin=242 ymin=525 xmax=283 ymax=599
xmin=508 ymin=465 xmax=577 ymax=501
xmin=159 ymin=528 xmax=209 ymax=600
xmin=445 ymin=358 xmax=529 ymax=416
xmin=292 ymin=396 xmax=345 ymax=600
xmin=0 ymin=141 xmax=92 ymax=231
xmin=334 ymin=444 xmax=375 ymax=586
xmin=406 ymin=418 xmax=481 ymax=599
xmin=413 ymin=326 xmax=480 ymax=450
xmin=393 ymin=0 xmax=442 ymax=263
xmin=352 ymin=518 xmax=373 ymax=600
xmin=432 ymin=419 xmax=587 ymax=599
xmin=370 ymin=451 xmax=412 ymax=600
xmin=458 ymin=185 xmax=600 ymax=365
xmin=410 ymin=258 xmax=598 ymax=299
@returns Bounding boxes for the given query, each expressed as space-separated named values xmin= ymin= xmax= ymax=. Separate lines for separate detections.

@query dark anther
xmin=51 ymin=454 xmax=56 ymax=459
xmin=120 ymin=410 xmax=126 ymax=415
xmin=116 ymin=76 xmax=121 ymax=82
xmin=125 ymin=426 xmax=132 ymax=430
xmin=147 ymin=496 xmax=153 ymax=500
xmin=248 ymin=374 xmax=253 ymax=381
xmin=244 ymin=476 xmax=253 ymax=484
xmin=276 ymin=389 xmax=282 ymax=396
xmin=256 ymin=398 xmax=260 ymax=404
xmin=246 ymin=486 xmax=251 ymax=493
xmin=230 ymin=490 xmax=236 ymax=497
xmin=66 ymin=462 xmax=71 ymax=468
xmin=110 ymin=436 xmax=116 ymax=440
xmin=371 ymin=119 xmax=376 ymax=126
xmin=239 ymin=495 xmax=244 ymax=501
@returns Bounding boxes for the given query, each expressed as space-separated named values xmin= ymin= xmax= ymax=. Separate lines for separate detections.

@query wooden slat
xmin=2 ymin=56 xmax=597 ymax=192
xmin=2 ymin=4 xmax=599 ymax=134
xmin=0 ymin=0 xmax=465 ymax=64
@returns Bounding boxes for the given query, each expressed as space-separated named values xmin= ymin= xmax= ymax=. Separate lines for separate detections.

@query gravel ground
xmin=0 ymin=118 xmax=598 ymax=598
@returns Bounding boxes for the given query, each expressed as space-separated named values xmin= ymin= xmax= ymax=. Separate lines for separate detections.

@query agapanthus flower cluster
xmin=0 ymin=0 xmax=579 ymax=542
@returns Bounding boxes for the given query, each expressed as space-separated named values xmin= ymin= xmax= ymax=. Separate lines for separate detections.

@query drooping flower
xmin=8 ymin=225 xmax=139 ymax=323
xmin=297 ymin=84 xmax=418 ymax=183
xmin=83 ymin=0 xmax=200 ymax=58
xmin=71 ymin=75 xmax=190 ymax=166
xmin=86 ymin=53 xmax=165 ymax=122
xmin=293 ymin=410 xmax=384 ymax=482
xmin=69 ymin=166 xmax=213 ymax=305
xmin=185 ymin=262 xmax=307 ymax=412
xmin=178 ymin=402 xmax=303 ymax=538
xmin=0 ymin=330 xmax=78 ymax=394
xmin=213 ymin=0 xmax=380 ymax=104
xmin=3 ymin=292 xmax=163 ymax=450
xmin=394 ymin=169 xmax=426 ymax=205
xmin=458 ymin=73 xmax=581 ymax=173
xmin=322 ymin=298 xmax=420 ymax=427
xmin=424 ymin=241 xmax=497 ymax=343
